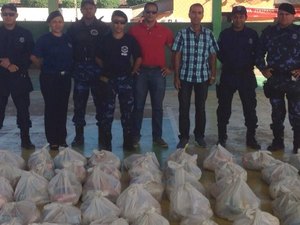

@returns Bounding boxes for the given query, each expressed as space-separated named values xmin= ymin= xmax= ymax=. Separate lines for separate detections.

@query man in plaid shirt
xmin=172 ymin=3 xmax=218 ymax=149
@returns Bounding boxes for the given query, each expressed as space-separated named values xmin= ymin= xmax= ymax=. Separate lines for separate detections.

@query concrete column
xmin=212 ymin=0 xmax=222 ymax=38
xmin=48 ymin=0 xmax=59 ymax=14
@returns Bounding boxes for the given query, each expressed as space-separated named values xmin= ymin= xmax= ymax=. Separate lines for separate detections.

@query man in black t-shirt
xmin=96 ymin=10 xmax=141 ymax=151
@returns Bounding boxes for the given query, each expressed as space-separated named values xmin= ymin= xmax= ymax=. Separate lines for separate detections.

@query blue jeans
xmin=133 ymin=67 xmax=166 ymax=139
xmin=178 ymin=80 xmax=208 ymax=140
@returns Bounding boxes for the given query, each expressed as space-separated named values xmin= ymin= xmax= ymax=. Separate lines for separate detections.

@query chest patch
xmin=121 ymin=46 xmax=128 ymax=56
xmin=90 ymin=29 xmax=99 ymax=36
xmin=19 ymin=37 xmax=25 ymax=43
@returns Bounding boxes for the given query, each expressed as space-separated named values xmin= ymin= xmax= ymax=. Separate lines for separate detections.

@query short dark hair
xmin=81 ymin=0 xmax=96 ymax=8
xmin=46 ymin=10 xmax=63 ymax=23
xmin=1 ymin=3 xmax=17 ymax=12
xmin=144 ymin=2 xmax=158 ymax=11
xmin=189 ymin=3 xmax=203 ymax=13
xmin=111 ymin=10 xmax=128 ymax=23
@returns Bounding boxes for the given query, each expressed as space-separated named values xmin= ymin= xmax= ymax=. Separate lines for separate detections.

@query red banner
xmin=246 ymin=7 xmax=300 ymax=20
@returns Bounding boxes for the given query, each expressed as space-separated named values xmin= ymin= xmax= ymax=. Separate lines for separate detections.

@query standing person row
xmin=67 ymin=0 xmax=110 ymax=147
xmin=173 ymin=3 xmax=218 ymax=149
xmin=216 ymin=6 xmax=260 ymax=150
xmin=257 ymin=3 xmax=300 ymax=153
xmin=95 ymin=10 xmax=142 ymax=151
xmin=0 ymin=3 xmax=35 ymax=149
xmin=129 ymin=2 xmax=174 ymax=149
xmin=31 ymin=11 xmax=73 ymax=150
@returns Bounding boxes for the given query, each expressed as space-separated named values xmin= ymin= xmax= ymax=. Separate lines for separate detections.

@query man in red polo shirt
xmin=129 ymin=2 xmax=174 ymax=148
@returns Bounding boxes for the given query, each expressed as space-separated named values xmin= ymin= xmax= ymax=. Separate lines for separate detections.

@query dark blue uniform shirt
xmin=33 ymin=33 xmax=73 ymax=73
xmin=0 ymin=25 xmax=34 ymax=74
xmin=218 ymin=26 xmax=258 ymax=72
xmin=96 ymin=33 xmax=141 ymax=77
xmin=256 ymin=24 xmax=300 ymax=72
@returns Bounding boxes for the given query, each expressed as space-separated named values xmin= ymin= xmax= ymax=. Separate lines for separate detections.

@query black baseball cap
xmin=81 ymin=0 xmax=96 ymax=8
xmin=278 ymin=3 xmax=295 ymax=15
xmin=1 ymin=3 xmax=17 ymax=12
xmin=232 ymin=6 xmax=247 ymax=15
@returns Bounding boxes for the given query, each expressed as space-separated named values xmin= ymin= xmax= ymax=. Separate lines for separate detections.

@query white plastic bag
xmin=82 ymin=166 xmax=121 ymax=202
xmin=203 ymin=144 xmax=234 ymax=171
xmin=289 ymin=152 xmax=300 ymax=170
xmin=88 ymin=150 xmax=121 ymax=169
xmin=0 ymin=163 xmax=23 ymax=187
xmin=269 ymin=176 xmax=300 ymax=199
xmin=53 ymin=147 xmax=87 ymax=169
xmin=123 ymin=152 xmax=160 ymax=170
xmin=93 ymin=163 xmax=122 ymax=180
xmin=261 ymin=161 xmax=299 ymax=184
xmin=90 ymin=217 xmax=129 ymax=225
xmin=116 ymin=184 xmax=161 ymax=223
xmin=27 ymin=147 xmax=55 ymax=180
xmin=233 ymin=208 xmax=279 ymax=225
xmin=80 ymin=191 xmax=120 ymax=225
xmin=132 ymin=207 xmax=170 ymax=225
xmin=0 ymin=150 xmax=25 ymax=169
xmin=242 ymin=150 xmax=276 ymax=170
xmin=180 ymin=216 xmax=219 ymax=225
xmin=0 ymin=200 xmax=41 ymax=225
xmin=48 ymin=169 xmax=82 ymax=205
xmin=14 ymin=171 xmax=50 ymax=205
xmin=42 ymin=202 xmax=81 ymax=225
xmin=0 ymin=177 xmax=14 ymax=208
xmin=215 ymin=161 xmax=247 ymax=182
xmin=62 ymin=160 xmax=87 ymax=183
xmin=215 ymin=177 xmax=260 ymax=221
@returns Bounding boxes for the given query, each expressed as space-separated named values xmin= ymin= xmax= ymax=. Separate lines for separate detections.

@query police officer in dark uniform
xmin=216 ymin=6 xmax=260 ymax=149
xmin=31 ymin=11 xmax=73 ymax=150
xmin=0 ymin=4 xmax=35 ymax=149
xmin=257 ymin=3 xmax=300 ymax=153
xmin=67 ymin=0 xmax=109 ymax=147
xmin=96 ymin=10 xmax=142 ymax=151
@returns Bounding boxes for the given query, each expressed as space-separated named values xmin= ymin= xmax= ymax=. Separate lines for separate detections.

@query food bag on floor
xmin=53 ymin=147 xmax=87 ymax=169
xmin=282 ymin=203 xmax=300 ymax=225
xmin=14 ymin=171 xmax=50 ymax=205
xmin=215 ymin=177 xmax=260 ymax=221
xmin=242 ymin=151 xmax=276 ymax=170
xmin=42 ymin=202 xmax=81 ymax=225
xmin=1 ymin=218 xmax=23 ymax=225
xmin=123 ymin=152 xmax=160 ymax=170
xmin=0 ymin=200 xmax=40 ymax=224
xmin=0 ymin=150 xmax=25 ymax=169
xmin=215 ymin=161 xmax=247 ymax=182
xmin=27 ymin=148 xmax=55 ymax=181
xmin=0 ymin=163 xmax=23 ymax=188
xmin=180 ymin=216 xmax=219 ymax=225
xmin=62 ymin=160 xmax=87 ymax=183
xmin=88 ymin=150 xmax=121 ymax=169
xmin=80 ymin=191 xmax=120 ymax=225
xmin=233 ymin=208 xmax=279 ymax=225
xmin=132 ymin=207 xmax=170 ymax=225
xmin=0 ymin=177 xmax=14 ymax=208
xmin=269 ymin=176 xmax=300 ymax=199
xmin=89 ymin=217 xmax=129 ymax=225
xmin=48 ymin=169 xmax=82 ymax=205
xmin=116 ymin=184 xmax=161 ymax=223
xmin=203 ymin=144 xmax=235 ymax=171
xmin=93 ymin=163 xmax=121 ymax=180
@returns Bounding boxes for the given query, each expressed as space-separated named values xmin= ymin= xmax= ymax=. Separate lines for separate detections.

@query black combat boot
xmin=293 ymin=129 xmax=300 ymax=154
xmin=217 ymin=125 xmax=227 ymax=147
xmin=267 ymin=129 xmax=284 ymax=151
xmin=98 ymin=127 xmax=112 ymax=151
xmin=71 ymin=126 xmax=84 ymax=147
xmin=20 ymin=128 xmax=35 ymax=150
xmin=246 ymin=129 xmax=261 ymax=150
xmin=123 ymin=133 xmax=136 ymax=151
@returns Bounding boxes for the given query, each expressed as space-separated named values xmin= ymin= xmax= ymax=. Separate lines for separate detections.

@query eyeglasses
xmin=1 ymin=12 xmax=16 ymax=17
xmin=113 ymin=20 xmax=126 ymax=25
xmin=145 ymin=11 xmax=157 ymax=15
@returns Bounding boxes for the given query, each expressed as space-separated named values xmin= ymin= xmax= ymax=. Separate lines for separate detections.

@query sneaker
xmin=195 ymin=137 xmax=206 ymax=148
xmin=177 ymin=138 xmax=189 ymax=149
xmin=246 ymin=137 xmax=261 ymax=150
xmin=153 ymin=138 xmax=168 ymax=148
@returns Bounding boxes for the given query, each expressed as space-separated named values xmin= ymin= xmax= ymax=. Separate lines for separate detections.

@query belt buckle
xmin=60 ymin=71 xmax=66 ymax=76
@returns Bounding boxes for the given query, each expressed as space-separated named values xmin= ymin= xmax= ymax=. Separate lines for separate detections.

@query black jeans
xmin=178 ymin=80 xmax=208 ymax=140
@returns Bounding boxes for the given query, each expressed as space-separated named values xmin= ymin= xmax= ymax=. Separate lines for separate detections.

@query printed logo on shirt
xmin=90 ymin=29 xmax=99 ymax=36
xmin=68 ymin=43 xmax=73 ymax=48
xmin=19 ymin=37 xmax=25 ymax=43
xmin=292 ymin=33 xmax=297 ymax=40
xmin=248 ymin=38 xmax=253 ymax=45
xmin=121 ymin=46 xmax=128 ymax=56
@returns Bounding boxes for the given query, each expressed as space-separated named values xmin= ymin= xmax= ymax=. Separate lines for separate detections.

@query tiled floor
xmin=0 ymin=71 xmax=294 ymax=224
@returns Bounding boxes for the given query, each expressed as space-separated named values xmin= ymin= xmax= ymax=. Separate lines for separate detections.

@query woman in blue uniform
xmin=31 ymin=11 xmax=73 ymax=150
